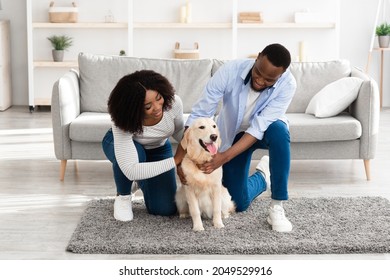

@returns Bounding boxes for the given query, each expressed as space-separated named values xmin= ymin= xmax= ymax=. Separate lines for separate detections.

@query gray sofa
xmin=51 ymin=53 xmax=380 ymax=181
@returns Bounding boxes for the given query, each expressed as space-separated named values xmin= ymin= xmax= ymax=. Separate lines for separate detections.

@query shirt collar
xmin=243 ymin=62 xmax=254 ymax=85
xmin=244 ymin=67 xmax=252 ymax=85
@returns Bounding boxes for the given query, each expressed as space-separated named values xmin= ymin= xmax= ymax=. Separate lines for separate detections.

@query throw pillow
xmin=305 ymin=77 xmax=363 ymax=118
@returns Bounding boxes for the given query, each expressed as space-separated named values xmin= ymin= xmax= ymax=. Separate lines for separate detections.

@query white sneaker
xmin=267 ymin=204 xmax=292 ymax=232
xmin=114 ymin=195 xmax=133 ymax=222
xmin=256 ymin=156 xmax=270 ymax=189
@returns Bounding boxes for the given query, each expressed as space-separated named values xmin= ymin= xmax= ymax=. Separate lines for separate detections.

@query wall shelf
xmin=237 ymin=22 xmax=336 ymax=29
xmin=134 ymin=22 xmax=232 ymax=29
xmin=31 ymin=21 xmax=336 ymax=32
xmin=133 ymin=22 xmax=336 ymax=29
xmin=33 ymin=61 xmax=78 ymax=68
xmin=32 ymin=22 xmax=128 ymax=29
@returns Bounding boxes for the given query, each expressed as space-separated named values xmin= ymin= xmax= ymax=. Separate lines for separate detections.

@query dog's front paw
xmin=193 ymin=224 xmax=205 ymax=231
xmin=213 ymin=221 xmax=225 ymax=229
xmin=179 ymin=213 xmax=189 ymax=218
xmin=222 ymin=213 xmax=230 ymax=219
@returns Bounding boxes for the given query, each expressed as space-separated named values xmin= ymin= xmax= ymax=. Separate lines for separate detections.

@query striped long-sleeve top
xmin=112 ymin=95 xmax=184 ymax=181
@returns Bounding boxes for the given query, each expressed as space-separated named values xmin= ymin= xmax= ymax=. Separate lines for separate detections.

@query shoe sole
xmin=114 ymin=213 xmax=133 ymax=222
xmin=267 ymin=216 xmax=293 ymax=232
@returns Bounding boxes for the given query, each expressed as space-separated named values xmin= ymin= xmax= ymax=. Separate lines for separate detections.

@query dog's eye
xmin=213 ymin=125 xmax=216 ymax=128
xmin=199 ymin=126 xmax=205 ymax=129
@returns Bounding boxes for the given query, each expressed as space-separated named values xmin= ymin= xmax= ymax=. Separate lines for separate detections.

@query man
xmin=184 ymin=43 xmax=297 ymax=232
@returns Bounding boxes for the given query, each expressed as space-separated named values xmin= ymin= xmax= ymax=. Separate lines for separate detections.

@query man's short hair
xmin=259 ymin=43 xmax=291 ymax=70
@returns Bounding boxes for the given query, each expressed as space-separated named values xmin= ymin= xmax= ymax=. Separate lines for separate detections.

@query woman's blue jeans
xmin=102 ymin=129 xmax=177 ymax=216
xmin=222 ymin=120 xmax=290 ymax=212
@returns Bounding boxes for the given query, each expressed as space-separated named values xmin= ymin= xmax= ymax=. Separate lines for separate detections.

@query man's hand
xmin=199 ymin=133 xmax=258 ymax=174
xmin=200 ymin=152 xmax=228 ymax=174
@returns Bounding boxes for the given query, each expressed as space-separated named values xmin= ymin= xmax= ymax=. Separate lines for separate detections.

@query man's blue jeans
xmin=222 ymin=120 xmax=290 ymax=212
xmin=102 ymin=129 xmax=177 ymax=216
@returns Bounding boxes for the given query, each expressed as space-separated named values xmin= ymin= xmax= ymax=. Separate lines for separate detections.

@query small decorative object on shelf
xmin=119 ymin=50 xmax=126 ymax=56
xmin=376 ymin=22 xmax=390 ymax=48
xmin=48 ymin=2 xmax=78 ymax=23
xmin=185 ymin=1 xmax=192 ymax=23
xmin=299 ymin=41 xmax=307 ymax=62
xmin=105 ymin=10 xmax=115 ymax=23
xmin=294 ymin=8 xmax=330 ymax=23
xmin=179 ymin=5 xmax=186 ymax=23
xmin=238 ymin=12 xmax=263 ymax=23
xmin=47 ymin=35 xmax=73 ymax=62
xmin=179 ymin=1 xmax=192 ymax=23
xmin=173 ymin=42 xmax=199 ymax=59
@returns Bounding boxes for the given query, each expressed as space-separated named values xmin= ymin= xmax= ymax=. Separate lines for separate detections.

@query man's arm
xmin=185 ymin=62 xmax=230 ymax=126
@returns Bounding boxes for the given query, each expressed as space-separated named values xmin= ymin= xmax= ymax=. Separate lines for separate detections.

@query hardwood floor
xmin=1 ymin=106 xmax=390 ymax=260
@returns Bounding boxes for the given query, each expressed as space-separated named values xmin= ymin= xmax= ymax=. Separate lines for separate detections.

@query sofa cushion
xmin=212 ymin=59 xmax=226 ymax=75
xmin=288 ymin=60 xmax=352 ymax=113
xmin=70 ymin=112 xmax=111 ymax=142
xmin=305 ymin=77 xmax=363 ymax=118
xmin=78 ymin=53 xmax=213 ymax=113
xmin=288 ymin=113 xmax=362 ymax=142
xmin=70 ymin=113 xmax=191 ymax=143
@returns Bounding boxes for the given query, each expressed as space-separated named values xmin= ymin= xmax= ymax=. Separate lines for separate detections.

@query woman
xmin=102 ymin=70 xmax=185 ymax=222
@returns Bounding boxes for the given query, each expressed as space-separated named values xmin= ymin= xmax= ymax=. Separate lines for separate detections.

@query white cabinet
xmin=27 ymin=0 xmax=339 ymax=109
xmin=0 ymin=20 xmax=12 ymax=111
xmin=26 ymin=0 xmax=130 ymax=111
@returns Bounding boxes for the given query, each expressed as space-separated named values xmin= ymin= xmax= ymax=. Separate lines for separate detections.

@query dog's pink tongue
xmin=206 ymin=143 xmax=218 ymax=155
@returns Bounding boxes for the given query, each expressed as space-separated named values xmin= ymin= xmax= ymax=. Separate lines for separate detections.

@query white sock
xmin=271 ymin=199 xmax=283 ymax=208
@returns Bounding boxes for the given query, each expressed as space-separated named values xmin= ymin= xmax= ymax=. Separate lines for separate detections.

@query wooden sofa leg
xmin=363 ymin=159 xmax=371 ymax=181
xmin=60 ymin=160 xmax=67 ymax=181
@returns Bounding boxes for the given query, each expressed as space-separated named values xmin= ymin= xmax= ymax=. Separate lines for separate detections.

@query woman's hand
xmin=176 ymin=164 xmax=187 ymax=185
xmin=174 ymin=155 xmax=181 ymax=166
xmin=174 ymin=140 xmax=187 ymax=184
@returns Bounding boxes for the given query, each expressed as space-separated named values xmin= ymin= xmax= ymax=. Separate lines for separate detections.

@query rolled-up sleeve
xmin=186 ymin=63 xmax=230 ymax=126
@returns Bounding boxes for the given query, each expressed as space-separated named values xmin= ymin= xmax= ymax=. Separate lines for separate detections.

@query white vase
xmin=378 ymin=36 xmax=390 ymax=48
xmin=52 ymin=50 xmax=64 ymax=62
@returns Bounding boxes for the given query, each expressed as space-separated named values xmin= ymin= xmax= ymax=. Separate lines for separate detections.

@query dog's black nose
xmin=210 ymin=134 xmax=218 ymax=142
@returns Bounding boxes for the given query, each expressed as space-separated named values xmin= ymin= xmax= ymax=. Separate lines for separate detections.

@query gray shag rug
xmin=66 ymin=196 xmax=390 ymax=255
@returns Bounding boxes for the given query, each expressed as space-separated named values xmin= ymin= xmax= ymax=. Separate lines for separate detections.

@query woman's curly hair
xmin=107 ymin=70 xmax=175 ymax=134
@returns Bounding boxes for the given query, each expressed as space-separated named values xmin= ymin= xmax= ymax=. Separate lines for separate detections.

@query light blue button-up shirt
xmin=186 ymin=59 xmax=297 ymax=152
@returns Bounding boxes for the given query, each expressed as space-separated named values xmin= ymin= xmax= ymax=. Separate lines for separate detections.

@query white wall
xmin=340 ymin=0 xmax=389 ymax=107
xmin=0 ymin=0 xmax=388 ymax=107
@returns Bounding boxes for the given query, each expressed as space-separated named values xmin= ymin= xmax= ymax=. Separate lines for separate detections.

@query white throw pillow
xmin=305 ymin=77 xmax=363 ymax=118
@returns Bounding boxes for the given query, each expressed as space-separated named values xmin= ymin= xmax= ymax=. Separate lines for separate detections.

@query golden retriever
xmin=175 ymin=118 xmax=235 ymax=231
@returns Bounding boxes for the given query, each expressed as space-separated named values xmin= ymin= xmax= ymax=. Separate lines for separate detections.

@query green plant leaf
xmin=376 ymin=22 xmax=390 ymax=36
xmin=47 ymin=35 xmax=73 ymax=50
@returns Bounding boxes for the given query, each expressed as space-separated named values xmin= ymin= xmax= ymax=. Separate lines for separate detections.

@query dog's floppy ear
xmin=216 ymin=126 xmax=222 ymax=148
xmin=181 ymin=128 xmax=190 ymax=150
xmin=217 ymin=134 xmax=222 ymax=148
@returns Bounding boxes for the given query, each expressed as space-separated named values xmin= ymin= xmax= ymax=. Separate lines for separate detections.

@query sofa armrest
xmin=350 ymin=67 xmax=380 ymax=159
xmin=51 ymin=69 xmax=80 ymax=160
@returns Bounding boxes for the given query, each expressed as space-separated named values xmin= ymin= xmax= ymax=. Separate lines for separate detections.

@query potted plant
xmin=47 ymin=35 xmax=73 ymax=62
xmin=376 ymin=22 xmax=390 ymax=48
